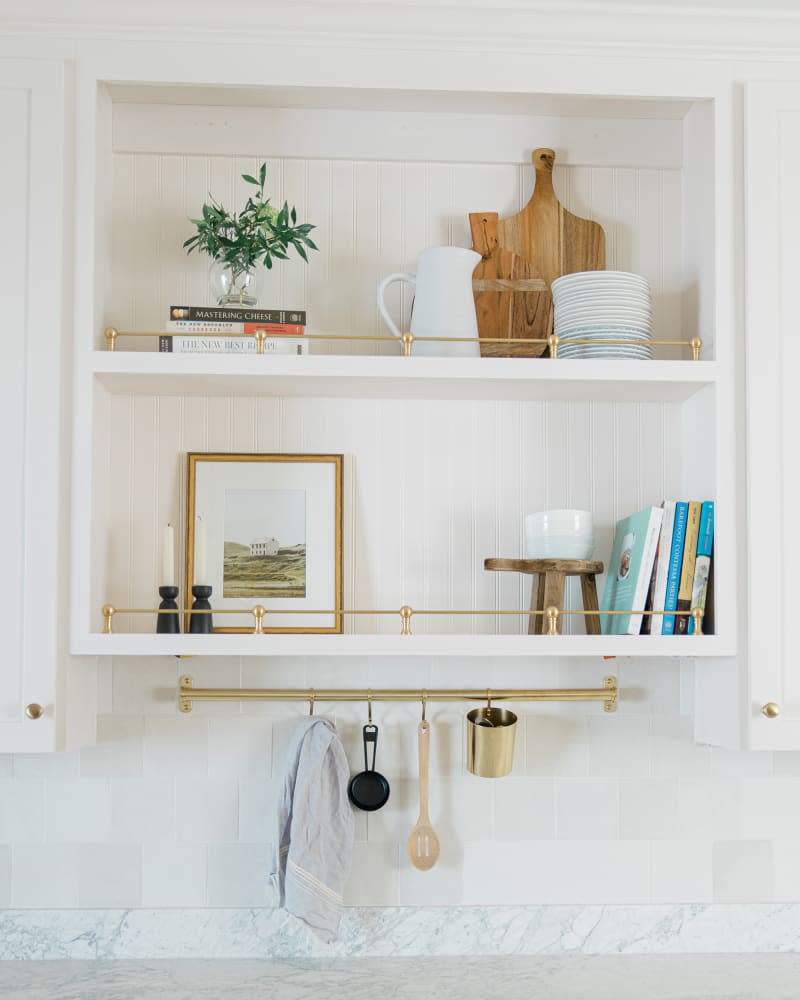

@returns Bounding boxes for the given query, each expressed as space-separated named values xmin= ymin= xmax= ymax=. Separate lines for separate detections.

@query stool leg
xmin=541 ymin=571 xmax=566 ymax=635
xmin=580 ymin=574 xmax=601 ymax=635
xmin=529 ymin=574 xmax=546 ymax=635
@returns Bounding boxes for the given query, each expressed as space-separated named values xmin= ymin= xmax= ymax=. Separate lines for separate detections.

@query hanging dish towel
xmin=269 ymin=715 xmax=355 ymax=942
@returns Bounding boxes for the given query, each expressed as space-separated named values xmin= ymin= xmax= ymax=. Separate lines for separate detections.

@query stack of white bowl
xmin=550 ymin=271 xmax=652 ymax=359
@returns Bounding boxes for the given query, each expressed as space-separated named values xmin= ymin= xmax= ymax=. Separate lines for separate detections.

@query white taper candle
xmin=195 ymin=516 xmax=207 ymax=584
xmin=162 ymin=524 xmax=175 ymax=587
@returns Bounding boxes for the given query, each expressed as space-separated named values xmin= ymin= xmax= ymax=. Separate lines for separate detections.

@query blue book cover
xmin=688 ymin=501 xmax=714 ymax=634
xmin=600 ymin=506 xmax=664 ymax=635
xmin=662 ymin=501 xmax=689 ymax=635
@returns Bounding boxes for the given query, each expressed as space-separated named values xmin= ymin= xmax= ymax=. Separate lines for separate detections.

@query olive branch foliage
xmin=183 ymin=163 xmax=317 ymax=277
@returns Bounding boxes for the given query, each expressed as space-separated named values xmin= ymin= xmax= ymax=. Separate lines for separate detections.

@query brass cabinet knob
xmin=25 ymin=703 xmax=43 ymax=720
xmin=762 ymin=702 xmax=780 ymax=719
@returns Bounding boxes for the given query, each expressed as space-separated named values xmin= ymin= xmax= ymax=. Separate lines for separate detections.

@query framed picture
xmin=186 ymin=453 xmax=343 ymax=634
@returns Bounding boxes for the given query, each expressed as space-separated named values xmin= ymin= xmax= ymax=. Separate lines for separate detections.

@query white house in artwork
xmin=250 ymin=536 xmax=280 ymax=556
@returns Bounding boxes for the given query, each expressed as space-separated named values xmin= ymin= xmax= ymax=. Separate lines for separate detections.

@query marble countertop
xmin=1 ymin=955 xmax=799 ymax=1000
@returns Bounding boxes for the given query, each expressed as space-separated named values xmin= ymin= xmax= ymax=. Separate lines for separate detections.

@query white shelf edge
xmin=73 ymin=633 xmax=734 ymax=658
xmin=90 ymin=352 xmax=720 ymax=402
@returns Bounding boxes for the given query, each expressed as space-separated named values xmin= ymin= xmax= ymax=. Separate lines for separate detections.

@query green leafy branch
xmin=183 ymin=163 xmax=318 ymax=277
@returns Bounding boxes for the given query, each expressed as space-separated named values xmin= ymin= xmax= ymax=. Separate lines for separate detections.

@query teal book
xmin=601 ymin=506 xmax=664 ymax=635
xmin=688 ymin=500 xmax=714 ymax=635
xmin=661 ymin=501 xmax=689 ymax=635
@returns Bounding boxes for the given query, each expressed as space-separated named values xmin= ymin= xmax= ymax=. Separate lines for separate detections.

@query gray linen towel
xmin=269 ymin=715 xmax=355 ymax=941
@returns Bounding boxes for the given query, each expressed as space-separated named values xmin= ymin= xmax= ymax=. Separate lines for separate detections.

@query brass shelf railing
xmin=102 ymin=326 xmax=703 ymax=361
xmin=177 ymin=674 xmax=619 ymax=714
xmin=101 ymin=603 xmax=706 ymax=636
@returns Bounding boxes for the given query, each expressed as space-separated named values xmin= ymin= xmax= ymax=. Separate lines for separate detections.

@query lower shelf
xmin=74 ymin=633 xmax=733 ymax=658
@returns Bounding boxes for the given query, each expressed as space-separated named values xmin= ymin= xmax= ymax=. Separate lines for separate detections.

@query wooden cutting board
xmin=470 ymin=147 xmax=605 ymax=357
xmin=470 ymin=213 xmax=550 ymax=358
xmin=498 ymin=147 xmax=605 ymax=284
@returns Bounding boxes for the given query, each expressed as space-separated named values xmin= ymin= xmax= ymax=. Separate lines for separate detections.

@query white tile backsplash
xmin=2 ymin=656 xmax=800 ymax=911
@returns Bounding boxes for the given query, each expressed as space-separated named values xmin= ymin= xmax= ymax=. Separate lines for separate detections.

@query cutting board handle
xmin=377 ymin=272 xmax=416 ymax=339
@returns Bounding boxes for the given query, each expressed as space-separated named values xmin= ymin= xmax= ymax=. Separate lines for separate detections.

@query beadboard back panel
xmin=93 ymin=390 xmax=682 ymax=635
xmin=108 ymin=112 xmax=692 ymax=358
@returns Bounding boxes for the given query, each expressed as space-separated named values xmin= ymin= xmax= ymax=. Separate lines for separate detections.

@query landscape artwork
xmin=222 ymin=488 xmax=307 ymax=598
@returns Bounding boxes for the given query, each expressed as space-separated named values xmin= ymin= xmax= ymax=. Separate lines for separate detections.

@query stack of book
xmin=159 ymin=306 xmax=308 ymax=355
xmin=601 ymin=500 xmax=714 ymax=635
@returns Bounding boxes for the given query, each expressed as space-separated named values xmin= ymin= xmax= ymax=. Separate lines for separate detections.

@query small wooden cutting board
xmin=470 ymin=212 xmax=550 ymax=358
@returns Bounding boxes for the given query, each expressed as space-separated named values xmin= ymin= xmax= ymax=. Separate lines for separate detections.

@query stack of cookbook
xmin=159 ymin=305 xmax=308 ymax=355
xmin=601 ymin=500 xmax=714 ymax=635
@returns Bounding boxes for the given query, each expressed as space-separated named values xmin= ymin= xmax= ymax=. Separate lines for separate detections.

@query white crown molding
xmin=3 ymin=1 xmax=800 ymax=59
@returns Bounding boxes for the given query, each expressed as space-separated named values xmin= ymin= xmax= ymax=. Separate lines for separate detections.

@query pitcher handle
xmin=377 ymin=272 xmax=416 ymax=339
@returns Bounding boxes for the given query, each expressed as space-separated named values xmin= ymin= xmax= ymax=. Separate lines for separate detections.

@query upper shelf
xmin=90 ymin=353 xmax=719 ymax=403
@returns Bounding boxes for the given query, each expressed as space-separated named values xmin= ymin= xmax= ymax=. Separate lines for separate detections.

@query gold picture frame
xmin=186 ymin=452 xmax=343 ymax=634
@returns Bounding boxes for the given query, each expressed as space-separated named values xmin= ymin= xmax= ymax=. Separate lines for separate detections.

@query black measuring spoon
xmin=348 ymin=724 xmax=390 ymax=811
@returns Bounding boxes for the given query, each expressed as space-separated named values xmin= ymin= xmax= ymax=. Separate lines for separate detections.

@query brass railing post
xmin=102 ymin=605 xmax=115 ymax=634
xmin=400 ymin=605 xmax=413 ymax=635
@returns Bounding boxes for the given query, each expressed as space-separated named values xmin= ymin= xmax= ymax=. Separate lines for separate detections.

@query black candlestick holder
xmin=156 ymin=585 xmax=180 ymax=633
xmin=189 ymin=585 xmax=213 ymax=634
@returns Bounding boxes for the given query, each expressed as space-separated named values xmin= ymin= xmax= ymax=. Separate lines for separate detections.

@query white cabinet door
xmin=0 ymin=60 xmax=66 ymax=751
xmin=745 ymin=82 xmax=800 ymax=749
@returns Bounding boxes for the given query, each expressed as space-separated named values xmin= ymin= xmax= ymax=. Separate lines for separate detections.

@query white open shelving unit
xmin=70 ymin=54 xmax=736 ymax=663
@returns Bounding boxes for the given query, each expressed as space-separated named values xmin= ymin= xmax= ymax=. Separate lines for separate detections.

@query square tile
xmin=208 ymin=717 xmax=271 ymax=779
xmin=80 ymin=715 xmax=143 ymax=778
xmin=11 ymin=844 xmax=79 ymax=906
xmin=0 ymin=780 xmax=44 ymax=843
xmin=344 ymin=843 xmax=399 ymax=905
xmin=78 ymin=843 xmax=142 ymax=907
xmin=0 ymin=845 xmax=9 ymax=906
xmin=619 ymin=779 xmax=680 ymax=840
xmin=142 ymin=842 xmax=207 ymax=907
xmin=144 ymin=717 xmax=208 ymax=777
xmin=713 ymin=840 xmax=773 ymax=903
xmin=493 ymin=779 xmax=555 ymax=840
xmin=112 ymin=658 xmax=179 ymax=715
xmin=588 ymin=716 xmax=651 ymax=778
xmin=45 ymin=781 xmax=111 ymax=843
xmin=109 ymin=779 xmax=175 ymax=843
xmin=239 ymin=778 xmax=279 ymax=843
xmin=650 ymin=840 xmax=713 ymax=903
xmin=207 ymin=843 xmax=272 ymax=906
xmin=175 ymin=778 xmax=238 ymax=843
xmin=651 ymin=717 xmax=711 ymax=778
xmin=556 ymin=779 xmax=619 ymax=840
xmin=526 ymin=715 xmax=589 ymax=777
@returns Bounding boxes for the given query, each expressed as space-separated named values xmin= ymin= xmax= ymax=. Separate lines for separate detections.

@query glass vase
xmin=209 ymin=260 xmax=263 ymax=308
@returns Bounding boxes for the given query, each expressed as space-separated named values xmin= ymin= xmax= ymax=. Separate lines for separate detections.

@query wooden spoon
xmin=407 ymin=720 xmax=440 ymax=871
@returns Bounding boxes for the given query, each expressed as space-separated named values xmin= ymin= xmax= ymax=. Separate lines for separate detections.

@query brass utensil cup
xmin=466 ymin=706 xmax=517 ymax=777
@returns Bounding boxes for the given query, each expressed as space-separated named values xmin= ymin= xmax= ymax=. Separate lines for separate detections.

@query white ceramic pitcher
xmin=377 ymin=246 xmax=481 ymax=358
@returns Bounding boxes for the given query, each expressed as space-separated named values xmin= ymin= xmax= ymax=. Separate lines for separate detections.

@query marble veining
xmin=1 ymin=905 xmax=800 ymax=961
xmin=3 ymin=955 xmax=800 ymax=1000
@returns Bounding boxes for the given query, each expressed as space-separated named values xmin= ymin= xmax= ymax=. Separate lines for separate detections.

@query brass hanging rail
xmin=178 ymin=674 xmax=619 ymax=713
xmin=101 ymin=603 xmax=705 ymax=635
xmin=102 ymin=327 xmax=703 ymax=361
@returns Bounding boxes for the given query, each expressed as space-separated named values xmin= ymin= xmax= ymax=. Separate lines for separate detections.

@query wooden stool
xmin=484 ymin=558 xmax=604 ymax=635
